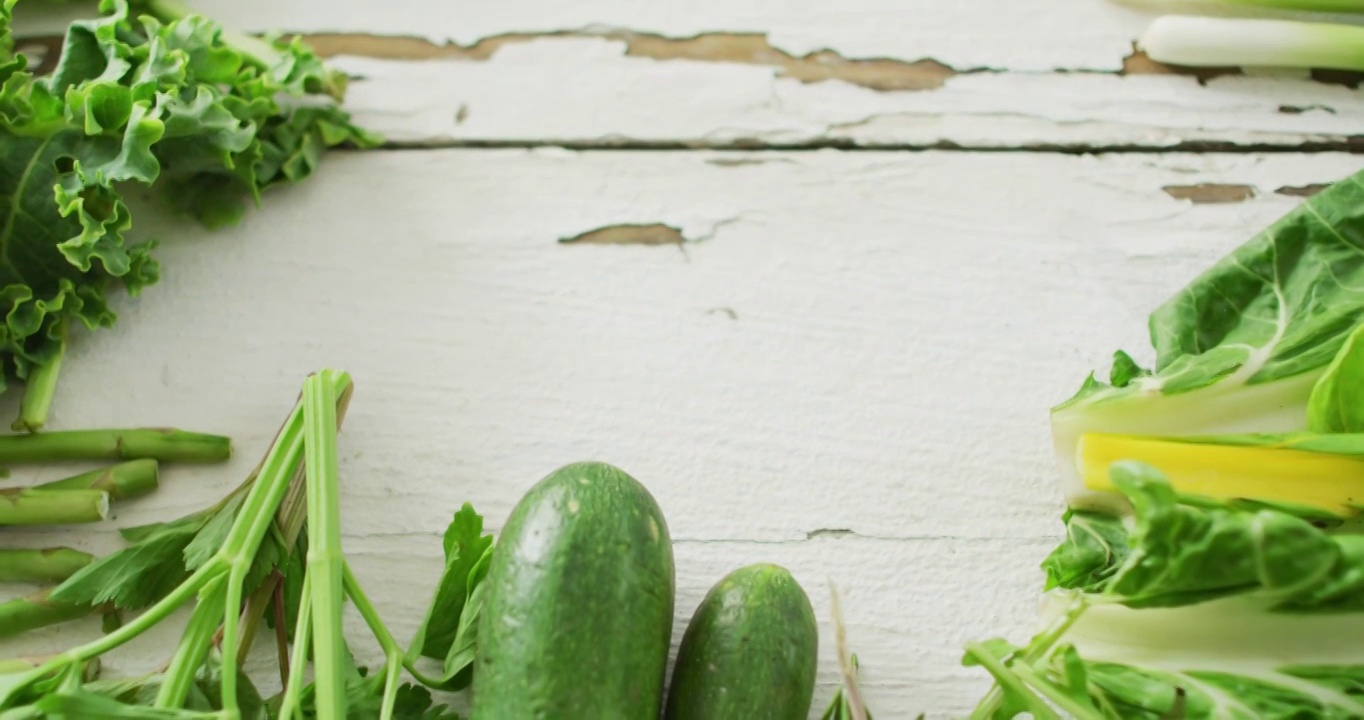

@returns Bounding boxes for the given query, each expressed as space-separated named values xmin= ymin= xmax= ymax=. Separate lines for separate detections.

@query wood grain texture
xmin=15 ymin=0 xmax=1153 ymax=70
xmin=328 ymin=47 xmax=1364 ymax=148
xmin=13 ymin=3 xmax=1361 ymax=149
xmin=2 ymin=150 xmax=1361 ymax=717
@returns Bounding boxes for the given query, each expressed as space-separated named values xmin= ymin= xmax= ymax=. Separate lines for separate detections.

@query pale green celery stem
xmin=0 ymin=547 xmax=93 ymax=583
xmin=0 ymin=657 xmax=98 ymax=682
xmin=0 ymin=489 xmax=108 ymax=525
xmin=154 ymin=576 xmax=228 ymax=708
xmin=964 ymin=643 xmax=1063 ymax=720
xmin=275 ymin=574 xmax=313 ymax=720
xmin=38 ymin=459 xmax=160 ymax=501
xmin=237 ymin=379 xmax=353 ymax=660
xmin=14 ymin=323 xmax=65 ymax=434
xmin=1011 ymin=663 xmax=1106 ymax=719
xmin=217 ymin=371 xmax=350 ymax=715
xmin=215 ymin=400 xmax=309 ymax=714
xmin=343 ymin=563 xmax=404 ymax=720
xmin=1140 ymin=16 xmax=1364 ymax=71
xmin=969 ymin=596 xmax=1089 ymax=719
xmin=301 ymin=372 xmax=346 ymax=720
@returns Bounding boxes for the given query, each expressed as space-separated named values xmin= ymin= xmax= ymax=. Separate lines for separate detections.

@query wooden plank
xmin=0 ymin=149 xmax=1359 ymax=717
xmin=14 ymin=4 xmax=1361 ymax=149
xmin=327 ymin=46 xmax=1364 ymax=148
xmin=15 ymin=0 xmax=1156 ymax=71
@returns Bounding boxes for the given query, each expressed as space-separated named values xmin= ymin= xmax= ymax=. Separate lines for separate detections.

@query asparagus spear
xmin=0 ymin=548 xmax=94 ymax=583
xmin=35 ymin=459 xmax=160 ymax=501
xmin=0 ymin=429 xmax=230 ymax=465
xmin=0 ymin=588 xmax=109 ymax=638
xmin=0 ymin=489 xmax=109 ymax=525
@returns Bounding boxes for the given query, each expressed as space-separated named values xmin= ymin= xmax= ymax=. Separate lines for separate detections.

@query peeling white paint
xmin=327 ymin=43 xmax=1363 ymax=148
xmin=12 ymin=0 xmax=1155 ymax=71
xmin=1 ymin=150 xmax=1360 ymax=718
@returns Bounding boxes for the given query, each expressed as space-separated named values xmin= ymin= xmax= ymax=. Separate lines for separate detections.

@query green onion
xmin=1140 ymin=15 xmax=1364 ymax=70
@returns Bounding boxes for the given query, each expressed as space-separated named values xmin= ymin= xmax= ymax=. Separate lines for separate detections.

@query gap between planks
xmin=352 ymin=140 xmax=1364 ymax=154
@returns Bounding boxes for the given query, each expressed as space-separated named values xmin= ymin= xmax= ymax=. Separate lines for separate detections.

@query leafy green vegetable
xmin=49 ymin=509 xmax=206 ymax=609
xmin=404 ymin=502 xmax=494 ymax=691
xmin=0 ymin=371 xmax=354 ymax=713
xmin=965 ymin=638 xmax=1364 ymax=720
xmin=1045 ymin=462 xmax=1364 ymax=611
xmin=1039 ymin=510 xmax=1128 ymax=594
xmin=966 ymin=167 xmax=1364 ymax=720
xmin=47 ymin=480 xmax=283 ymax=619
xmin=1050 ymin=169 xmax=1364 ymax=515
xmin=0 ymin=0 xmax=377 ymax=431
xmin=1309 ymin=322 xmax=1364 ymax=433
xmin=1052 ymin=170 xmax=1364 ymax=444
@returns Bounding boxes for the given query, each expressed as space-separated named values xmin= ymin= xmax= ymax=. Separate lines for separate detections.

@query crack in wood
xmin=374 ymin=137 xmax=1364 ymax=153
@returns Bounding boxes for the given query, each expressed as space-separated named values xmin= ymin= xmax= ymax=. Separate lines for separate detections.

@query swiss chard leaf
xmin=1106 ymin=461 xmax=1338 ymax=608
xmin=1309 ymin=322 xmax=1364 ymax=433
xmin=1063 ymin=171 xmax=1364 ymax=407
xmin=1041 ymin=510 xmax=1129 ymax=593
xmin=1051 ymin=172 xmax=1364 ymax=476
xmin=1045 ymin=461 xmax=1364 ymax=611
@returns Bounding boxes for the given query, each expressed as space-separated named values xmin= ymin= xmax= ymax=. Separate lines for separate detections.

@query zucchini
xmin=470 ymin=461 xmax=675 ymax=720
xmin=664 ymin=563 xmax=819 ymax=720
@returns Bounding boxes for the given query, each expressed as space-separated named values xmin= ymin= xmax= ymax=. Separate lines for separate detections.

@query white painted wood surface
xmin=332 ymin=51 xmax=1364 ymax=149
xmin=14 ymin=1 xmax=1364 ymax=149
xmin=3 ymin=150 xmax=1363 ymax=718
xmin=17 ymin=0 xmax=1159 ymax=70
xmin=6 ymin=0 xmax=1364 ymax=718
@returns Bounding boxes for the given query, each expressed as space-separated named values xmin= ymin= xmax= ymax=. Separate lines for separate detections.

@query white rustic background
xmin=4 ymin=1 xmax=1363 ymax=718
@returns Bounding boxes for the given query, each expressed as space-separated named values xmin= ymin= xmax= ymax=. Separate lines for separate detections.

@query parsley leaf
xmin=404 ymin=503 xmax=494 ymax=691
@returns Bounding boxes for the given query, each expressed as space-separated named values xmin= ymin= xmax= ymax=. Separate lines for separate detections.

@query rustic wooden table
xmin=6 ymin=2 xmax=1361 ymax=718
